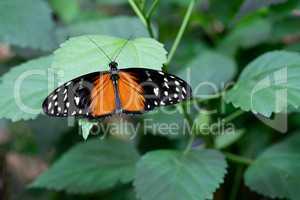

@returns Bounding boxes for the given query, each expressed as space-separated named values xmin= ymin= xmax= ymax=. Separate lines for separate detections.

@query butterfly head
xmin=109 ymin=61 xmax=118 ymax=71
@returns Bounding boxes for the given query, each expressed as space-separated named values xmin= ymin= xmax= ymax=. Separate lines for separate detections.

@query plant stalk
xmin=167 ymin=0 xmax=195 ymax=64
xmin=223 ymin=152 xmax=253 ymax=165
xmin=128 ymin=0 xmax=155 ymax=38
xmin=223 ymin=110 xmax=244 ymax=123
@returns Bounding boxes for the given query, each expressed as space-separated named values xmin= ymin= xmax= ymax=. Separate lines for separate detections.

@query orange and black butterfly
xmin=42 ymin=37 xmax=192 ymax=119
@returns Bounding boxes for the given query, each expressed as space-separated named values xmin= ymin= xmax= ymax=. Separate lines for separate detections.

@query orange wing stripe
xmin=119 ymin=72 xmax=145 ymax=111
xmin=90 ymin=74 xmax=116 ymax=116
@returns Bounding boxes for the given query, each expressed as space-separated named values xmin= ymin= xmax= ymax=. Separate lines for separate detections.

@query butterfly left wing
xmin=42 ymin=71 xmax=116 ymax=118
xmin=118 ymin=68 xmax=192 ymax=113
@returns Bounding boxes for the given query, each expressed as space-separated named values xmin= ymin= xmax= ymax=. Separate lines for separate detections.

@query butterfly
xmin=42 ymin=37 xmax=192 ymax=119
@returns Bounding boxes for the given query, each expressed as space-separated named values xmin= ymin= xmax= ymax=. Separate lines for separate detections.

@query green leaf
xmin=0 ymin=0 xmax=56 ymax=51
xmin=218 ymin=17 xmax=271 ymax=56
xmin=50 ymin=0 xmax=80 ymax=23
xmin=134 ymin=149 xmax=227 ymax=200
xmin=215 ymin=129 xmax=245 ymax=149
xmin=0 ymin=56 xmax=54 ymax=122
xmin=245 ymin=133 xmax=300 ymax=200
xmin=56 ymin=16 xmax=150 ymax=42
xmin=52 ymin=35 xmax=168 ymax=83
xmin=175 ymin=51 xmax=236 ymax=97
xmin=226 ymin=50 xmax=300 ymax=117
xmin=31 ymin=138 xmax=139 ymax=194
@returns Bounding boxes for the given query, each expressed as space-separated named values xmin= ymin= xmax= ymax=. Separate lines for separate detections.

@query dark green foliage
xmin=1 ymin=0 xmax=300 ymax=200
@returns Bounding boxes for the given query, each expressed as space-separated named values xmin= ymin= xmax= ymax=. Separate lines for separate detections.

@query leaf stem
xmin=229 ymin=166 xmax=244 ymax=200
xmin=167 ymin=0 xmax=195 ymax=64
xmin=128 ymin=0 xmax=155 ymax=38
xmin=147 ymin=0 xmax=160 ymax=19
xmin=183 ymin=135 xmax=195 ymax=155
xmin=223 ymin=110 xmax=244 ymax=123
xmin=223 ymin=152 xmax=253 ymax=165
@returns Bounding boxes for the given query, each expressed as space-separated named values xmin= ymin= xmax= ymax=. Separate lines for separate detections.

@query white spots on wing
xmin=164 ymin=91 xmax=168 ymax=96
xmin=175 ymin=87 xmax=180 ymax=92
xmin=160 ymin=101 xmax=165 ymax=105
xmin=158 ymin=71 xmax=164 ymax=75
xmin=86 ymin=112 xmax=89 ymax=116
xmin=146 ymin=70 xmax=150 ymax=77
xmin=66 ymin=102 xmax=70 ymax=108
xmin=64 ymin=109 xmax=67 ymax=113
xmin=54 ymin=101 xmax=58 ymax=106
xmin=52 ymin=94 xmax=57 ymax=100
xmin=147 ymin=104 xmax=151 ymax=109
xmin=58 ymin=107 xmax=61 ymax=112
xmin=169 ymin=75 xmax=175 ymax=79
xmin=175 ymin=80 xmax=180 ymax=86
xmin=154 ymin=88 xmax=159 ymax=96
xmin=154 ymin=101 xmax=158 ymax=105
xmin=147 ymin=77 xmax=152 ymax=81
xmin=164 ymin=82 xmax=169 ymax=89
xmin=48 ymin=102 xmax=52 ymax=110
xmin=65 ymin=81 xmax=72 ymax=86
xmin=174 ymin=94 xmax=178 ymax=98
xmin=181 ymin=94 xmax=185 ymax=99
xmin=71 ymin=111 xmax=76 ymax=115
xmin=56 ymin=88 xmax=61 ymax=92
xmin=51 ymin=110 xmax=54 ymax=114
xmin=74 ymin=96 xmax=80 ymax=105
xmin=182 ymin=87 xmax=186 ymax=94
xmin=63 ymin=88 xmax=67 ymax=94
xmin=63 ymin=93 xmax=67 ymax=101
xmin=79 ymin=110 xmax=82 ymax=114
xmin=164 ymin=77 xmax=168 ymax=82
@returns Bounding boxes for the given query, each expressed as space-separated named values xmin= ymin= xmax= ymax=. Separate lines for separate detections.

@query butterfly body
xmin=43 ymin=61 xmax=192 ymax=119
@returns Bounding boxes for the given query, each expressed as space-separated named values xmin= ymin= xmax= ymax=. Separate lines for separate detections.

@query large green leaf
xmin=0 ymin=0 xmax=56 ymax=51
xmin=175 ymin=51 xmax=236 ymax=97
xmin=56 ymin=16 xmax=150 ymax=42
xmin=226 ymin=51 xmax=300 ymax=117
xmin=134 ymin=149 xmax=227 ymax=200
xmin=0 ymin=56 xmax=54 ymax=121
xmin=52 ymin=35 xmax=168 ymax=83
xmin=31 ymin=138 xmax=139 ymax=194
xmin=245 ymin=133 xmax=300 ymax=199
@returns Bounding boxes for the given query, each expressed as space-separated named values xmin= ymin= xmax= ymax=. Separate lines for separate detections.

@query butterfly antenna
xmin=112 ymin=35 xmax=133 ymax=62
xmin=87 ymin=36 xmax=113 ymax=63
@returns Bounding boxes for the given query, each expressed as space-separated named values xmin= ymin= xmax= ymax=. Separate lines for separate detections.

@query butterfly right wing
xmin=42 ymin=71 xmax=116 ymax=118
xmin=118 ymin=68 xmax=192 ymax=113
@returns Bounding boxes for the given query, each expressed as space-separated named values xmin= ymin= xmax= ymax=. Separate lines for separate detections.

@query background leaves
xmin=31 ymin=138 xmax=140 ymax=194
xmin=0 ymin=56 xmax=54 ymax=121
xmin=226 ymin=51 xmax=300 ymax=117
xmin=245 ymin=133 xmax=300 ymax=200
xmin=175 ymin=51 xmax=236 ymax=97
xmin=134 ymin=149 xmax=227 ymax=200
xmin=0 ymin=0 xmax=56 ymax=51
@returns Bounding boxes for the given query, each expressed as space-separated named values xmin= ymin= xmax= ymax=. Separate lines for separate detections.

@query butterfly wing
xmin=118 ymin=68 xmax=192 ymax=113
xmin=42 ymin=71 xmax=116 ymax=118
